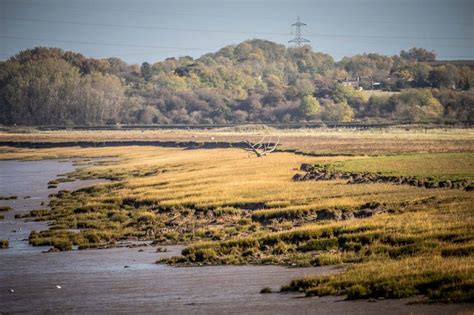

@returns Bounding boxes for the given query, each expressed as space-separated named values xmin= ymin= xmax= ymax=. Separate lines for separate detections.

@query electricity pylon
xmin=289 ymin=16 xmax=310 ymax=47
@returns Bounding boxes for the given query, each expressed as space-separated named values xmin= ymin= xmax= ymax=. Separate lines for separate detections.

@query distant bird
xmin=8 ymin=289 xmax=14 ymax=293
xmin=56 ymin=285 xmax=62 ymax=289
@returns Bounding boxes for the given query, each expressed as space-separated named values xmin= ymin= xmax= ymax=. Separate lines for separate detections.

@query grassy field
xmin=1 ymin=127 xmax=473 ymax=154
xmin=327 ymin=153 xmax=474 ymax=181
xmin=1 ymin=128 xmax=473 ymax=302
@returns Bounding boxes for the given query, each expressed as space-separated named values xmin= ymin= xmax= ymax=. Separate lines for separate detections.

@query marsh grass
xmin=0 ymin=239 xmax=9 ymax=248
xmin=328 ymin=153 xmax=474 ymax=181
xmin=1 ymin=127 xmax=473 ymax=155
xmin=0 ymin=143 xmax=472 ymax=302
xmin=281 ymin=256 xmax=474 ymax=302
xmin=0 ymin=195 xmax=17 ymax=200
xmin=0 ymin=206 xmax=13 ymax=212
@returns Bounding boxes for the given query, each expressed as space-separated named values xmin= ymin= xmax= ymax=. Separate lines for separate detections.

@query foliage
xmin=394 ymin=89 xmax=443 ymax=122
xmin=400 ymin=47 xmax=436 ymax=62
xmin=299 ymin=95 xmax=320 ymax=119
xmin=0 ymin=41 xmax=473 ymax=125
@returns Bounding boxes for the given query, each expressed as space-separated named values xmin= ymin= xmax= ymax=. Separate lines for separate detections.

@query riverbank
xmin=0 ymin=143 xmax=472 ymax=312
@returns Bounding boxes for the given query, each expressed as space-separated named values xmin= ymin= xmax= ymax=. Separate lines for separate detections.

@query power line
xmin=4 ymin=0 xmax=473 ymax=27
xmin=306 ymin=32 xmax=474 ymax=41
xmin=1 ymin=0 xmax=288 ymax=23
xmin=0 ymin=35 xmax=209 ymax=51
xmin=0 ymin=16 xmax=287 ymax=36
xmin=1 ymin=47 xmax=472 ymax=61
xmin=2 ymin=16 xmax=473 ymax=42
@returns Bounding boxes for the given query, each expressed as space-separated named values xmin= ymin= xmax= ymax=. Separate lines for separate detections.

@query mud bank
xmin=0 ymin=160 xmax=104 ymax=251
xmin=1 ymin=246 xmax=472 ymax=314
xmin=0 ymin=159 xmax=472 ymax=314
xmin=0 ymin=140 xmax=249 ymax=150
xmin=294 ymin=163 xmax=474 ymax=191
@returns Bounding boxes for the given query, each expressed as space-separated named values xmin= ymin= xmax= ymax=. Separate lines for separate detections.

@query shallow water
xmin=0 ymin=160 xmax=103 ymax=252
xmin=0 ymin=159 xmax=472 ymax=314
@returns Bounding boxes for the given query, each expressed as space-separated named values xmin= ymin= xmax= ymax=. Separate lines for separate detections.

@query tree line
xmin=0 ymin=41 xmax=473 ymax=126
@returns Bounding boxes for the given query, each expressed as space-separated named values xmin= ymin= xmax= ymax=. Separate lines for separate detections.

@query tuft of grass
xmin=282 ymin=256 xmax=474 ymax=303
xmin=0 ymin=239 xmax=9 ymax=249
xmin=0 ymin=195 xmax=17 ymax=200
xmin=260 ymin=287 xmax=273 ymax=294
xmin=0 ymin=206 xmax=13 ymax=212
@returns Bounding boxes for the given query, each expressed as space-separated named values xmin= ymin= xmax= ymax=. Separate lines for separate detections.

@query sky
xmin=1 ymin=0 xmax=473 ymax=64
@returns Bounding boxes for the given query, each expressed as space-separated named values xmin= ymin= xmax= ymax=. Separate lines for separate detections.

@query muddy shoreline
xmin=0 ymin=140 xmax=249 ymax=150
xmin=0 ymin=159 xmax=472 ymax=314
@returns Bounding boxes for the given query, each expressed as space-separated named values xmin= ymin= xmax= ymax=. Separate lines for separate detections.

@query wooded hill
xmin=1 ymin=39 xmax=473 ymax=126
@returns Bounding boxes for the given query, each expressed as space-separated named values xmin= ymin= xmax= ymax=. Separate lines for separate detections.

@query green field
xmin=328 ymin=153 xmax=474 ymax=181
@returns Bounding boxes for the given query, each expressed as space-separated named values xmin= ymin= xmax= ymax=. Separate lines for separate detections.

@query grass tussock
xmin=0 ymin=239 xmax=9 ymax=249
xmin=281 ymin=256 xmax=474 ymax=303
xmin=0 ymin=206 xmax=13 ymax=212
xmin=0 ymin=195 xmax=17 ymax=200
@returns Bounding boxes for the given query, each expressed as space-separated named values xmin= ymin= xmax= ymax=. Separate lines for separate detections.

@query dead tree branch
xmin=242 ymin=136 xmax=280 ymax=157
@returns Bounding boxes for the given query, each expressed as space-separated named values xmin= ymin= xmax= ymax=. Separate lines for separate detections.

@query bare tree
xmin=242 ymin=135 xmax=280 ymax=157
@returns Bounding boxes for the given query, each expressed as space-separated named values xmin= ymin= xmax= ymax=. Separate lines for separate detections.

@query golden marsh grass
xmin=1 ymin=137 xmax=473 ymax=302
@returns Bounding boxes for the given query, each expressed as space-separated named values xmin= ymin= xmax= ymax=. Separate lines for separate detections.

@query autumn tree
xmin=1 ymin=58 xmax=81 ymax=125
xmin=320 ymin=99 xmax=354 ymax=122
xmin=141 ymin=62 xmax=153 ymax=81
xmin=394 ymin=89 xmax=443 ymax=122
xmin=400 ymin=47 xmax=436 ymax=62
xmin=1 ymin=41 xmax=472 ymax=125
xmin=299 ymin=95 xmax=320 ymax=119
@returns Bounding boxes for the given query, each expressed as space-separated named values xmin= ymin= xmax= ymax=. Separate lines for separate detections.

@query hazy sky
xmin=1 ymin=0 xmax=473 ymax=64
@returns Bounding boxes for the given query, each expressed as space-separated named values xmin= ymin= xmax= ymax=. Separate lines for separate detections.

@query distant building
xmin=371 ymin=82 xmax=381 ymax=89
xmin=338 ymin=77 xmax=382 ymax=90
xmin=339 ymin=77 xmax=361 ymax=89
